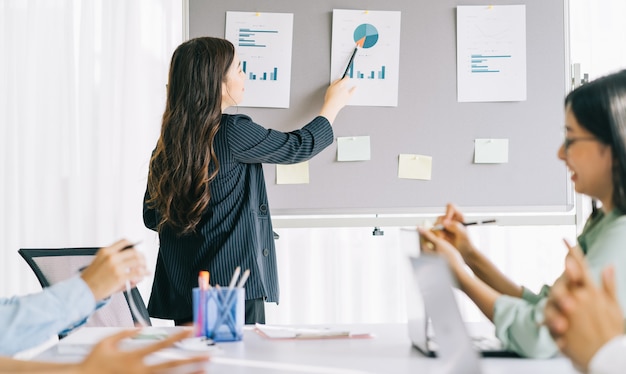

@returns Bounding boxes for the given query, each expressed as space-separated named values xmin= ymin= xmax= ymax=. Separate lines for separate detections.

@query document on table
xmin=57 ymin=327 xmax=173 ymax=354
xmin=254 ymin=324 xmax=373 ymax=340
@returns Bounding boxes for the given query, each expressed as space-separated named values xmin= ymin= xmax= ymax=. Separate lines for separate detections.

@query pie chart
xmin=353 ymin=23 xmax=379 ymax=49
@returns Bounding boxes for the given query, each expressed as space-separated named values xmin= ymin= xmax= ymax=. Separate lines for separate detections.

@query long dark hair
xmin=565 ymin=69 xmax=626 ymax=215
xmin=146 ymin=37 xmax=235 ymax=235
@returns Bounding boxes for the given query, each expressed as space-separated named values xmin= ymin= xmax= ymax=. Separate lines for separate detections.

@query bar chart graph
xmin=347 ymin=64 xmax=386 ymax=80
xmin=237 ymin=28 xmax=278 ymax=48
xmin=225 ymin=11 xmax=293 ymax=107
xmin=243 ymin=61 xmax=278 ymax=81
xmin=470 ymin=54 xmax=512 ymax=73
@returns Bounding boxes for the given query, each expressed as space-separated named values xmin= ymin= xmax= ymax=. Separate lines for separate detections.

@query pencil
xmin=121 ymin=241 xmax=141 ymax=250
xmin=463 ymin=219 xmax=496 ymax=226
xmin=432 ymin=219 xmax=496 ymax=231
xmin=341 ymin=47 xmax=358 ymax=79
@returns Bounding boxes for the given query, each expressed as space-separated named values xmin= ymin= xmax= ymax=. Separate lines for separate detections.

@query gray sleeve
xmin=225 ymin=115 xmax=334 ymax=164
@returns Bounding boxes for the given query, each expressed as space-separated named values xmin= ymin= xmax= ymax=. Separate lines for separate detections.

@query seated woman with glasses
xmin=418 ymin=69 xmax=626 ymax=358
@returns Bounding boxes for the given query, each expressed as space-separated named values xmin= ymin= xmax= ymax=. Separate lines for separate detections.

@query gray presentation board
xmin=187 ymin=0 xmax=571 ymax=216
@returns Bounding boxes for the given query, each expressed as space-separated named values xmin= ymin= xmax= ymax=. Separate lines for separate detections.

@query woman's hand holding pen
xmin=434 ymin=203 xmax=478 ymax=263
xmin=417 ymin=227 xmax=468 ymax=281
xmin=319 ymin=77 xmax=356 ymax=125
xmin=80 ymin=239 xmax=149 ymax=301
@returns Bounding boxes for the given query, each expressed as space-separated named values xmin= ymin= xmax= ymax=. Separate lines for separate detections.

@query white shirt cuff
xmin=589 ymin=335 xmax=626 ymax=374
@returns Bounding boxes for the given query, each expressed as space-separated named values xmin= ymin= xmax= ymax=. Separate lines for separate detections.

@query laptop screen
xmin=399 ymin=228 xmax=430 ymax=355
xmin=402 ymin=232 xmax=484 ymax=373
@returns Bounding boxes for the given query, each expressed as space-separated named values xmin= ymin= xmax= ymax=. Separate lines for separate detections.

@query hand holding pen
xmin=431 ymin=219 xmax=496 ymax=231
xmin=319 ymin=44 xmax=359 ymax=125
xmin=431 ymin=203 xmax=494 ymax=259
xmin=80 ymin=239 xmax=149 ymax=302
xmin=79 ymin=240 xmax=150 ymax=327
xmin=432 ymin=204 xmax=496 ymax=261
xmin=120 ymin=241 xmax=151 ymax=327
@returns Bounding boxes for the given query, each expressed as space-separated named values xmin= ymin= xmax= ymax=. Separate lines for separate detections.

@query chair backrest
xmin=18 ymin=247 xmax=151 ymax=331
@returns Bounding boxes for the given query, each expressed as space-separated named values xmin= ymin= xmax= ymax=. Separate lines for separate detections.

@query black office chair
xmin=18 ymin=247 xmax=151 ymax=334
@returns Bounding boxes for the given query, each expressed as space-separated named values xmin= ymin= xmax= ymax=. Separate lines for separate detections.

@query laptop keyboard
xmin=471 ymin=335 xmax=504 ymax=351
xmin=428 ymin=335 xmax=504 ymax=352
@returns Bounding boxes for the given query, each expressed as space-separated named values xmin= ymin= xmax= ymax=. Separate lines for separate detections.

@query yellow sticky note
xmin=276 ymin=161 xmax=310 ymax=184
xmin=398 ymin=154 xmax=432 ymax=180
xmin=337 ymin=136 xmax=371 ymax=161
xmin=474 ymin=139 xmax=509 ymax=163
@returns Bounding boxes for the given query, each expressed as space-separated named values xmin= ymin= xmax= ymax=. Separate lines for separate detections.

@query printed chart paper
xmin=331 ymin=9 xmax=401 ymax=107
xmin=456 ymin=5 xmax=526 ymax=102
xmin=225 ymin=12 xmax=293 ymax=108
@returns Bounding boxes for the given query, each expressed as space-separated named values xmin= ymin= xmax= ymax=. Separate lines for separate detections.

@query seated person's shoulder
xmin=589 ymin=213 xmax=626 ymax=260
xmin=614 ymin=212 xmax=626 ymax=223
xmin=607 ymin=213 xmax=626 ymax=231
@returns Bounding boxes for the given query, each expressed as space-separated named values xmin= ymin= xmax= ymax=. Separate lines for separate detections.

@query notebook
xmin=400 ymin=228 xmax=519 ymax=359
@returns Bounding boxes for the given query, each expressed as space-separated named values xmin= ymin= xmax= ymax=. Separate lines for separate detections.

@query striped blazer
xmin=143 ymin=114 xmax=333 ymax=320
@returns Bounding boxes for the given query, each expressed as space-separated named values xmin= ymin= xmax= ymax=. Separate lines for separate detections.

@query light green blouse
xmin=493 ymin=209 xmax=626 ymax=358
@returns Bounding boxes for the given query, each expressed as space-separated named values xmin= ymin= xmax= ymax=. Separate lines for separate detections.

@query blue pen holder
xmin=193 ymin=287 xmax=244 ymax=342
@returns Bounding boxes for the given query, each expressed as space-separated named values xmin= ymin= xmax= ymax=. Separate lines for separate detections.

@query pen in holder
xmin=193 ymin=287 xmax=244 ymax=342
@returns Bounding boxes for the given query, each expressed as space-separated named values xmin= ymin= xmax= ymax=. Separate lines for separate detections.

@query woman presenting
xmin=143 ymin=37 xmax=354 ymax=325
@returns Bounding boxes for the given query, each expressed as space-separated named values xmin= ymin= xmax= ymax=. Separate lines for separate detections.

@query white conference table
xmin=35 ymin=323 xmax=579 ymax=374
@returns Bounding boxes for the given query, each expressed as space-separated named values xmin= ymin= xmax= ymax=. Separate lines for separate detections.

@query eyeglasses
xmin=563 ymin=136 xmax=598 ymax=151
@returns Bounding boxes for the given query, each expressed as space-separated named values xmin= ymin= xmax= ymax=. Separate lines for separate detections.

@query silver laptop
xmin=401 ymin=228 xmax=518 ymax=359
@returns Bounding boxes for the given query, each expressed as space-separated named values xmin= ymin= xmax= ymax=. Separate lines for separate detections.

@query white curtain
xmin=0 ymin=0 xmax=182 ymax=307
xmin=570 ymin=0 xmax=626 ymax=79
xmin=267 ymin=225 xmax=575 ymax=324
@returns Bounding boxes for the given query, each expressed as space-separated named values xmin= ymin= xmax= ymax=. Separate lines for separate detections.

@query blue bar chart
xmin=243 ymin=62 xmax=278 ymax=81
xmin=470 ymin=54 xmax=512 ymax=73
xmin=238 ymin=28 xmax=278 ymax=48
xmin=348 ymin=64 xmax=386 ymax=80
